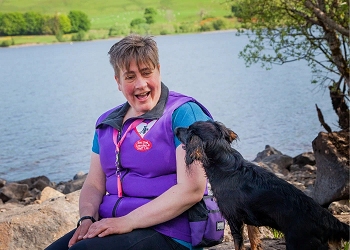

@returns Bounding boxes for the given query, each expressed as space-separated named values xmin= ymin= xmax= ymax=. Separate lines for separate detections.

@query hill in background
xmin=0 ymin=0 xmax=232 ymax=30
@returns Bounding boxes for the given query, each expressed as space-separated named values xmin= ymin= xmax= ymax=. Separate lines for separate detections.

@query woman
xmin=46 ymin=34 xmax=212 ymax=250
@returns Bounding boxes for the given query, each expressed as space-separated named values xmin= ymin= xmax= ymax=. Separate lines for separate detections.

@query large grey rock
xmin=253 ymin=145 xmax=282 ymax=162
xmin=260 ymin=154 xmax=293 ymax=175
xmin=312 ymin=131 xmax=349 ymax=206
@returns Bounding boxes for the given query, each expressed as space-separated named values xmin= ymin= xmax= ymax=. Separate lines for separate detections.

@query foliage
xmin=71 ymin=30 xmax=86 ymax=41
xmin=109 ymin=24 xmax=129 ymax=36
xmin=0 ymin=12 xmax=73 ymax=36
xmin=23 ymin=12 xmax=43 ymax=35
xmin=41 ymin=15 xmax=55 ymax=35
xmin=68 ymin=10 xmax=91 ymax=32
xmin=144 ymin=7 xmax=157 ymax=24
xmin=130 ymin=23 xmax=150 ymax=35
xmin=200 ymin=22 xmax=214 ymax=31
xmin=212 ymin=18 xmax=228 ymax=30
xmin=130 ymin=18 xmax=146 ymax=27
xmin=55 ymin=29 xmax=65 ymax=42
xmin=231 ymin=0 xmax=349 ymax=129
xmin=267 ymin=227 xmax=284 ymax=238
xmin=0 ymin=12 xmax=26 ymax=36
xmin=58 ymin=14 xmax=72 ymax=34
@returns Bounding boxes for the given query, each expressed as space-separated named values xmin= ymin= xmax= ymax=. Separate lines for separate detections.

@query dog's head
xmin=175 ymin=120 xmax=238 ymax=167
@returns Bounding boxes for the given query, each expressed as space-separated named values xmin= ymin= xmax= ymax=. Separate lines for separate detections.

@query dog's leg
xmin=247 ymin=225 xmax=262 ymax=250
xmin=228 ymin=220 xmax=245 ymax=250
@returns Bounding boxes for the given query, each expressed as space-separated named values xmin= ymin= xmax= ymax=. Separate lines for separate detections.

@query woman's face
xmin=116 ymin=60 xmax=161 ymax=117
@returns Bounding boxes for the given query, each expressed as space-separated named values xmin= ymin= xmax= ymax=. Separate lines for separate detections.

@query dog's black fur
xmin=175 ymin=120 xmax=349 ymax=250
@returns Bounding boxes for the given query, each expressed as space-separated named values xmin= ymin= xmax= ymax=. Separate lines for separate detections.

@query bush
xmin=68 ymin=10 xmax=90 ymax=32
xmin=130 ymin=18 xmax=145 ymax=27
xmin=130 ymin=23 xmax=150 ymax=35
xmin=71 ymin=30 xmax=86 ymax=41
xmin=200 ymin=22 xmax=214 ymax=31
xmin=212 ymin=18 xmax=228 ymax=30
xmin=0 ymin=40 xmax=12 ymax=47
xmin=109 ymin=24 xmax=129 ymax=36
xmin=88 ymin=34 xmax=96 ymax=41
xmin=55 ymin=29 xmax=65 ymax=42
xmin=178 ymin=23 xmax=197 ymax=33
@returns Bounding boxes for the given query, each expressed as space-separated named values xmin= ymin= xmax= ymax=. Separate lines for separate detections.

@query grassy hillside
xmin=0 ymin=0 xmax=232 ymax=30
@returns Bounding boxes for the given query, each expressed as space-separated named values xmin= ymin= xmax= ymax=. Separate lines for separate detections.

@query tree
xmin=144 ymin=7 xmax=157 ymax=24
xmin=0 ymin=12 xmax=26 ymax=36
xmin=23 ymin=12 xmax=43 ymax=35
xmin=68 ymin=10 xmax=91 ymax=32
xmin=58 ymin=14 xmax=72 ymax=34
xmin=231 ymin=0 xmax=349 ymax=131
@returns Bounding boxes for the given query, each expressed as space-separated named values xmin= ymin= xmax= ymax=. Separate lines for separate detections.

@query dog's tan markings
xmin=191 ymin=148 xmax=203 ymax=160
xmin=229 ymin=131 xmax=237 ymax=142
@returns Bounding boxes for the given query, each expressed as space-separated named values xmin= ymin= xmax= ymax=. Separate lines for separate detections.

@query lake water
xmin=0 ymin=31 xmax=338 ymax=183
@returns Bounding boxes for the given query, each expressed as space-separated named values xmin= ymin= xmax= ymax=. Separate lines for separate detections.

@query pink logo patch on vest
xmin=134 ymin=139 xmax=152 ymax=151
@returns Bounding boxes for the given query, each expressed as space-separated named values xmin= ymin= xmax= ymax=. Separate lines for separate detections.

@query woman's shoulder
xmin=95 ymin=104 xmax=125 ymax=127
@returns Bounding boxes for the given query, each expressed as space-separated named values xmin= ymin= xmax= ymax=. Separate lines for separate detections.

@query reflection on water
xmin=0 ymin=31 xmax=337 ymax=182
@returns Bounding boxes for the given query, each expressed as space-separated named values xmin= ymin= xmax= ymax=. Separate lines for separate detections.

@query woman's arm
xmin=68 ymin=152 xmax=106 ymax=247
xmin=83 ymin=145 xmax=207 ymax=238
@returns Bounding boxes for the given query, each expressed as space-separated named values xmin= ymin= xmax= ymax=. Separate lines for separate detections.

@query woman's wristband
xmin=76 ymin=216 xmax=96 ymax=228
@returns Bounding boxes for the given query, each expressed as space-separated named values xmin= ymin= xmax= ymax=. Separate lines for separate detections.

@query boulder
xmin=62 ymin=177 xmax=86 ymax=194
xmin=40 ymin=187 xmax=65 ymax=202
xmin=293 ymin=152 xmax=316 ymax=167
xmin=0 ymin=179 xmax=6 ymax=189
xmin=0 ymin=183 xmax=29 ymax=203
xmin=260 ymin=154 xmax=293 ymax=175
xmin=17 ymin=176 xmax=52 ymax=190
xmin=312 ymin=131 xmax=349 ymax=206
xmin=0 ymin=190 xmax=80 ymax=250
xmin=253 ymin=145 xmax=282 ymax=162
xmin=73 ymin=171 xmax=87 ymax=180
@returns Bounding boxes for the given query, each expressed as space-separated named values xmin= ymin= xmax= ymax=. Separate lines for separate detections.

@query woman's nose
xmin=135 ymin=76 xmax=147 ymax=89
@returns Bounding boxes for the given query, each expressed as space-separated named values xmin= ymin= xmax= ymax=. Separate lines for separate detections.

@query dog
xmin=175 ymin=120 xmax=349 ymax=250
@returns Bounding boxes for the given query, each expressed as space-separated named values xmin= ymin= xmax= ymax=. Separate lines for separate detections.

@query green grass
xmin=0 ymin=0 xmax=232 ymax=30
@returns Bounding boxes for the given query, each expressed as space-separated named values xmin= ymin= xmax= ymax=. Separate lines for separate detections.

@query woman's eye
xmin=143 ymin=71 xmax=152 ymax=76
xmin=125 ymin=75 xmax=135 ymax=80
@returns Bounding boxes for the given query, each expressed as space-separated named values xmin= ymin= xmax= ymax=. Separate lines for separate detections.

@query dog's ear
xmin=185 ymin=134 xmax=208 ymax=166
xmin=214 ymin=121 xmax=238 ymax=143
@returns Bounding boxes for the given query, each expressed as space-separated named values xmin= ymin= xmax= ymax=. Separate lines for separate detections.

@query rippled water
xmin=0 ymin=31 xmax=337 ymax=182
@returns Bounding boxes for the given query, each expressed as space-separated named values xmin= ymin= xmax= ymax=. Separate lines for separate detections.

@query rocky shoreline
xmin=0 ymin=143 xmax=349 ymax=250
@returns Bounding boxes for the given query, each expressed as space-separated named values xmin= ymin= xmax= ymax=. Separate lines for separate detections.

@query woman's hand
xmin=68 ymin=152 xmax=106 ymax=246
xmin=68 ymin=220 xmax=93 ymax=247
xmin=83 ymin=217 xmax=133 ymax=239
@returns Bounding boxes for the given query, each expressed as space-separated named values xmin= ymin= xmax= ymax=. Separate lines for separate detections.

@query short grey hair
xmin=108 ymin=34 xmax=159 ymax=80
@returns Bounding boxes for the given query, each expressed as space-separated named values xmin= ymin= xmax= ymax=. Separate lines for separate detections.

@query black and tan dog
xmin=175 ymin=120 xmax=349 ymax=250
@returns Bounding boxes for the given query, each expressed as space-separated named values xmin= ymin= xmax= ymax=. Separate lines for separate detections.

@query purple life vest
xmin=95 ymin=88 xmax=212 ymax=242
